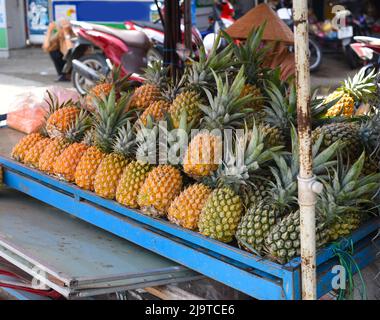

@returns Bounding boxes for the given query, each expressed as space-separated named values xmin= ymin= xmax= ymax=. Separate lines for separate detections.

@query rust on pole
xmin=293 ymin=0 xmax=323 ymax=300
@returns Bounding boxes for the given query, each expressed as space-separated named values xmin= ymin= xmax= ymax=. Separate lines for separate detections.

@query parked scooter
xmin=66 ymin=21 xmax=149 ymax=95
xmin=350 ymin=36 xmax=380 ymax=76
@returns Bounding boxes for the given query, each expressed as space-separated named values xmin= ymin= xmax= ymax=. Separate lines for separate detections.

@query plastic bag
xmin=6 ymin=86 xmax=80 ymax=134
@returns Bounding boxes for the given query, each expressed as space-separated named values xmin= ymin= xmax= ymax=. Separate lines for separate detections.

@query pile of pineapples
xmin=9 ymin=25 xmax=380 ymax=265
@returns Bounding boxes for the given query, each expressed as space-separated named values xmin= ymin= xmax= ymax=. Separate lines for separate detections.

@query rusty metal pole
xmin=293 ymin=0 xmax=323 ymax=300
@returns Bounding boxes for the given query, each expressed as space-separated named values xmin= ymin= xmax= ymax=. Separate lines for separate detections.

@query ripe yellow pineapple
xmin=38 ymin=137 xmax=70 ymax=174
xmin=129 ymin=61 xmax=165 ymax=110
xmin=137 ymin=165 xmax=182 ymax=217
xmin=115 ymin=160 xmax=153 ymax=208
xmin=240 ymin=83 xmax=264 ymax=112
xmin=75 ymin=88 xmax=131 ymax=193
xmin=23 ymin=137 xmax=52 ymax=168
xmin=45 ymin=92 xmax=81 ymax=139
xmin=168 ymin=183 xmax=212 ymax=230
xmin=183 ymin=132 xmax=222 ymax=179
xmin=85 ymin=66 xmax=131 ymax=108
xmin=94 ymin=122 xmax=135 ymax=199
xmin=75 ymin=146 xmax=105 ymax=191
xmin=11 ymin=133 xmax=45 ymax=162
xmin=169 ymin=90 xmax=203 ymax=129
xmin=138 ymin=100 xmax=170 ymax=125
xmin=184 ymin=68 xmax=249 ymax=179
xmin=325 ymin=68 xmax=377 ymax=117
xmin=53 ymin=142 xmax=89 ymax=182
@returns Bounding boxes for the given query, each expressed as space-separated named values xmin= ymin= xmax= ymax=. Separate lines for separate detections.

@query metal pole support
xmin=293 ymin=0 xmax=320 ymax=300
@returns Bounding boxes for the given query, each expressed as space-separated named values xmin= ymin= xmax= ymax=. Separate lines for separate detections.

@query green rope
xmin=330 ymin=239 xmax=367 ymax=300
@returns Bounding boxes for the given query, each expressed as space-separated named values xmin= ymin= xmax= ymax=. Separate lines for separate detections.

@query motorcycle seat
xmin=90 ymin=24 xmax=151 ymax=49
xmin=131 ymin=20 xmax=164 ymax=32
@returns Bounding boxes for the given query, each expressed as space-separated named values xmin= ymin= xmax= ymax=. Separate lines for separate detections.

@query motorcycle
xmin=350 ymin=36 xmax=380 ymax=76
xmin=277 ymin=7 xmax=322 ymax=72
xmin=65 ymin=21 xmax=149 ymax=95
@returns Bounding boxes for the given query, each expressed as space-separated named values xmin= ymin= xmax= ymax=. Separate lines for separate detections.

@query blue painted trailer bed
xmin=0 ymin=126 xmax=379 ymax=300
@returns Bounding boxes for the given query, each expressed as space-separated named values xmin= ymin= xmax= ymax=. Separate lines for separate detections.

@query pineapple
xmin=38 ymin=137 xmax=70 ymax=174
xmin=74 ymin=89 xmax=131 ymax=191
xmin=183 ymin=68 xmax=251 ymax=179
xmin=198 ymin=123 xmax=283 ymax=243
xmin=236 ymin=129 xmax=341 ymax=254
xmin=44 ymin=91 xmax=81 ymax=139
xmin=94 ymin=121 xmax=135 ymax=199
xmin=39 ymin=111 xmax=89 ymax=175
xmin=23 ymin=137 xmax=52 ymax=168
xmin=129 ymin=61 xmax=166 ymax=110
xmin=312 ymin=121 xmax=361 ymax=158
xmin=264 ymin=152 xmax=380 ymax=264
xmin=198 ymin=187 xmax=243 ymax=243
xmin=11 ymin=133 xmax=45 ymax=162
xmin=168 ymin=183 xmax=212 ymax=230
xmin=224 ymin=24 xmax=269 ymax=112
xmin=138 ymin=100 xmax=170 ymax=125
xmin=321 ymin=153 xmax=380 ymax=241
xmin=169 ymin=35 xmax=234 ymax=128
xmin=86 ymin=65 xmax=131 ymax=105
xmin=137 ymin=165 xmax=183 ymax=217
xmin=325 ymin=68 xmax=377 ymax=117
xmin=115 ymin=160 xmax=153 ymax=208
xmin=183 ymin=132 xmax=222 ymax=179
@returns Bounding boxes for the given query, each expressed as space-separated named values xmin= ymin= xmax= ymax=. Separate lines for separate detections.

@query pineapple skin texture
xmin=240 ymin=83 xmax=264 ymax=111
xmin=325 ymin=93 xmax=355 ymax=117
xmin=137 ymin=165 xmax=183 ymax=217
xmin=236 ymin=203 xmax=277 ymax=254
xmin=139 ymin=100 xmax=170 ymax=125
xmin=23 ymin=138 xmax=51 ymax=168
xmin=265 ymin=210 xmax=328 ymax=264
xmin=75 ymin=146 xmax=105 ymax=191
xmin=46 ymin=106 xmax=80 ymax=138
xmin=183 ymin=133 xmax=222 ymax=179
xmin=327 ymin=212 xmax=361 ymax=242
xmin=169 ymin=90 xmax=202 ymax=128
xmin=198 ymin=187 xmax=243 ymax=243
xmin=168 ymin=183 xmax=212 ymax=230
xmin=94 ymin=153 xmax=129 ymax=199
xmin=312 ymin=122 xmax=361 ymax=154
xmin=53 ymin=143 xmax=89 ymax=182
xmin=116 ymin=161 xmax=152 ymax=208
xmin=11 ymin=133 xmax=44 ymax=162
xmin=130 ymin=84 xmax=161 ymax=110
xmin=38 ymin=137 xmax=69 ymax=174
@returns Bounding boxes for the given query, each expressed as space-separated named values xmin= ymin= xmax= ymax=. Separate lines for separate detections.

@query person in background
xmin=42 ymin=19 xmax=74 ymax=82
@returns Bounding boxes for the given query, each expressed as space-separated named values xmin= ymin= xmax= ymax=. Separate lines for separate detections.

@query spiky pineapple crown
xmin=44 ymin=90 xmax=78 ymax=120
xmin=185 ymin=33 xmax=234 ymax=92
xmin=318 ymin=152 xmax=380 ymax=223
xmin=113 ymin=121 xmax=136 ymax=158
xmin=199 ymin=67 xmax=252 ymax=131
xmin=223 ymin=23 xmax=270 ymax=86
xmin=142 ymin=60 xmax=169 ymax=89
xmin=64 ymin=109 xmax=92 ymax=143
xmin=203 ymin=122 xmax=284 ymax=193
xmin=93 ymin=88 xmax=132 ymax=153
xmin=339 ymin=68 xmax=378 ymax=102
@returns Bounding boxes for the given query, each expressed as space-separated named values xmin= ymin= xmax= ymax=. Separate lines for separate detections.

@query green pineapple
xmin=198 ymin=123 xmax=283 ymax=243
xmin=264 ymin=152 xmax=380 ymax=264
xmin=236 ymin=129 xmax=341 ymax=254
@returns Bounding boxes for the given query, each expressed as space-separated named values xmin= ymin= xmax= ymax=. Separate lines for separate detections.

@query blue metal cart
xmin=0 ymin=123 xmax=379 ymax=300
